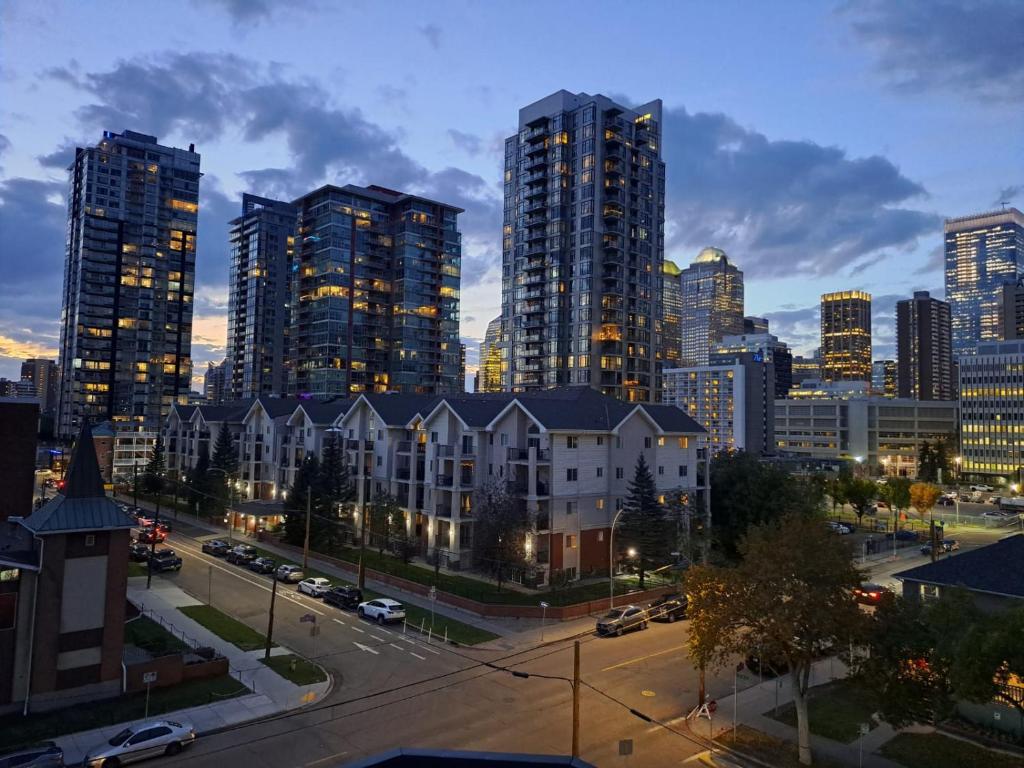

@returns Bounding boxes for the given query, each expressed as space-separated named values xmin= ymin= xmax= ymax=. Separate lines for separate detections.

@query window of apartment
xmin=0 ymin=594 xmax=15 ymax=630
xmin=616 ymin=436 xmax=622 ymax=448
xmin=431 ymin=431 xmax=438 ymax=443
xmin=615 ymin=498 xmax=623 ymax=511
xmin=377 ymin=430 xmax=383 ymax=440
xmin=644 ymin=437 xmax=652 ymax=449
xmin=597 ymin=530 xmax=604 ymax=542
xmin=657 ymin=437 xmax=665 ymax=447
xmin=678 ymin=437 xmax=688 ymax=449
xmin=679 ymin=465 xmax=688 ymax=477
xmin=596 ymin=467 xmax=603 ymax=478
xmin=489 ymin=463 xmax=493 ymax=475
xmin=566 ymin=468 xmax=578 ymax=482
xmin=658 ymin=466 xmax=664 ymax=476
xmin=658 ymin=494 xmax=666 ymax=504
xmin=376 ymin=456 xmax=382 ymax=467
xmin=500 ymin=433 xmax=508 ymax=447
xmin=566 ymin=501 xmax=576 ymax=514
xmin=347 ymin=429 xmax=353 ymax=439
xmin=489 ymin=434 xmax=494 ymax=445
xmin=596 ymin=436 xmax=604 ymax=446
xmin=615 ymin=467 xmax=624 ymax=480
xmin=566 ymin=436 xmax=578 ymax=449
xmin=566 ymin=535 xmax=577 ymax=549
xmin=920 ymin=584 xmax=939 ymax=602
xmin=85 ymin=534 xmax=96 ymax=547
xmin=376 ymin=482 xmax=383 ymax=494
xmin=596 ymin=498 xmax=605 ymax=510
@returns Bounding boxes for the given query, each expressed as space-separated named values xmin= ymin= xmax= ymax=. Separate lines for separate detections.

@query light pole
xmin=609 ymin=507 xmax=626 ymax=609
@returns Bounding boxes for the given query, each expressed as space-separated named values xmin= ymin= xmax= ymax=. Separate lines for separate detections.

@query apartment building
xmin=959 ymin=340 xmax=1024 ymax=480
xmin=163 ymin=399 xmax=254 ymax=481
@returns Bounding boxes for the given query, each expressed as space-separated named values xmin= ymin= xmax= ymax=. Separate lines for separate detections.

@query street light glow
xmin=627 ymin=547 xmax=637 ymax=558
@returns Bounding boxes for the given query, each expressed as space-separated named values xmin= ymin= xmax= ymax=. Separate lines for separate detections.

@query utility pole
xmin=146 ymin=470 xmax=161 ymax=590
xmin=264 ymin=576 xmax=278 ymax=660
xmin=303 ymin=487 xmax=312 ymax=571
xmin=357 ymin=501 xmax=367 ymax=589
xmin=572 ymin=640 xmax=581 ymax=758
xmin=133 ymin=462 xmax=138 ymax=509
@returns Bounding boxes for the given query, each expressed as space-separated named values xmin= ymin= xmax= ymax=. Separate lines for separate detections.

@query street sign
xmin=860 ymin=723 xmax=870 ymax=735
xmin=309 ymin=624 xmax=321 ymax=637
xmin=142 ymin=671 xmax=158 ymax=684
xmin=618 ymin=740 xmax=633 ymax=756
xmin=300 ymin=613 xmax=317 ymax=624
xmin=539 ymin=601 xmax=549 ymax=608
xmin=428 ymin=586 xmax=437 ymax=601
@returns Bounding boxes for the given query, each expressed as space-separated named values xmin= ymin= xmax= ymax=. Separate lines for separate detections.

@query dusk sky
xmin=1 ymin=0 xmax=1021 ymax=388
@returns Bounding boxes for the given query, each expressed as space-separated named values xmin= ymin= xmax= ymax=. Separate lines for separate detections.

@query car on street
xmin=982 ymin=509 xmax=1014 ymax=519
xmin=248 ymin=557 xmax=276 ymax=574
xmin=918 ymin=539 xmax=960 ymax=556
xmin=744 ymin=653 xmax=789 ymax=678
xmin=893 ymin=529 xmax=919 ymax=541
xmin=149 ymin=549 xmax=183 ymax=572
xmin=155 ymin=520 xmax=172 ymax=533
xmin=201 ymin=539 xmax=229 ymax=556
xmin=83 ymin=719 xmax=196 ymax=767
xmin=937 ymin=496 xmax=956 ymax=507
xmin=970 ymin=484 xmax=994 ymax=493
xmin=298 ymin=577 xmax=332 ymax=597
xmin=853 ymin=582 xmax=892 ymax=606
xmin=226 ymin=545 xmax=257 ymax=565
xmin=357 ymin=598 xmax=406 ymax=624
xmin=596 ymin=605 xmax=648 ymax=636
xmin=129 ymin=542 xmax=151 ymax=562
xmin=827 ymin=521 xmax=853 ymax=535
xmin=0 ymin=740 xmax=64 ymax=768
xmin=137 ymin=527 xmax=166 ymax=544
xmin=323 ymin=585 xmax=363 ymax=610
xmin=275 ymin=564 xmax=304 ymax=583
xmin=648 ymin=593 xmax=687 ymax=623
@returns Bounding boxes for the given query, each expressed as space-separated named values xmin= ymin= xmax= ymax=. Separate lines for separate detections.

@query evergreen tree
xmin=144 ymin=434 xmax=165 ymax=493
xmin=317 ymin=435 xmax=356 ymax=552
xmin=917 ymin=442 xmax=936 ymax=482
xmin=211 ymin=424 xmax=239 ymax=476
xmin=471 ymin=480 xmax=530 ymax=590
xmin=283 ymin=455 xmax=321 ymax=547
xmin=618 ymin=455 xmax=669 ymax=588
xmin=188 ymin=443 xmax=210 ymax=516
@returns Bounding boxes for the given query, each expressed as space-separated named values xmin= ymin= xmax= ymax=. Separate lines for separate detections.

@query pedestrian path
xmin=53 ymin=578 xmax=331 ymax=765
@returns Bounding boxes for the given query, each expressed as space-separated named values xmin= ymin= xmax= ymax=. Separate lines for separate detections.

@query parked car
xmin=919 ymin=539 xmax=960 ymax=556
xmin=596 ymin=605 xmax=648 ymax=636
xmin=982 ymin=509 xmax=1014 ymax=519
xmin=937 ymin=496 xmax=956 ymax=507
xmin=827 ymin=521 xmax=853 ymax=535
xmin=357 ymin=598 xmax=406 ymax=625
xmin=0 ymin=741 xmax=63 ymax=768
xmin=137 ymin=527 xmax=166 ymax=544
xmin=149 ymin=549 xmax=183 ymax=573
xmin=226 ymin=545 xmax=257 ymax=565
xmin=970 ymin=484 xmax=994 ymax=493
xmin=201 ymin=539 xmax=229 ymax=556
xmin=893 ymin=529 xmax=919 ymax=541
xmin=323 ymin=585 xmax=363 ymax=610
xmin=134 ymin=515 xmax=155 ymax=528
xmin=248 ymin=557 xmax=276 ymax=574
xmin=155 ymin=520 xmax=172 ymax=533
xmin=853 ymin=582 xmax=892 ymax=606
xmin=83 ymin=720 xmax=196 ymax=767
xmin=129 ymin=542 xmax=151 ymax=562
xmin=298 ymin=577 xmax=332 ymax=597
xmin=275 ymin=564 xmax=304 ymax=583
xmin=744 ymin=653 xmax=789 ymax=678
xmin=648 ymin=593 xmax=688 ymax=623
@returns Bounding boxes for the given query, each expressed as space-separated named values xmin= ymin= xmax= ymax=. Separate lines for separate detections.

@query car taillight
xmin=869 ymin=592 xmax=879 ymax=598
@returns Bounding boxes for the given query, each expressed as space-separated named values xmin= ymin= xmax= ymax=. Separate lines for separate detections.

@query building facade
xmin=711 ymin=332 xmax=792 ymax=398
xmin=20 ymin=359 xmax=59 ymax=417
xmin=227 ymin=194 xmax=296 ymax=400
xmin=290 ymin=184 xmax=462 ymax=398
xmin=660 ymin=259 xmax=683 ymax=370
xmin=896 ymin=290 xmax=954 ymax=401
xmin=944 ymin=208 xmax=1024 ymax=354
xmin=502 ymin=91 xmax=666 ymax=403
xmin=679 ymin=247 xmax=744 ymax=367
xmin=478 ymin=316 xmax=503 ymax=393
xmin=872 ymin=360 xmax=896 ymax=398
xmin=203 ymin=360 xmax=228 ymax=405
xmin=57 ymin=130 xmax=201 ymax=438
xmin=959 ymin=340 xmax=1024 ymax=480
xmin=791 ymin=355 xmax=821 ymax=388
xmin=744 ymin=316 xmax=769 ymax=335
xmin=775 ymin=397 xmax=958 ymax=478
xmin=1002 ymin=277 xmax=1024 ymax=340
xmin=821 ymin=291 xmax=872 ymax=382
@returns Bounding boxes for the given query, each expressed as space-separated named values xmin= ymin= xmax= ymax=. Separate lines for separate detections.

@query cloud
xmin=0 ymin=134 xmax=9 ymax=156
xmin=37 ymin=138 xmax=78 ymax=169
xmin=0 ymin=333 xmax=58 ymax=362
xmin=447 ymin=129 xmax=482 ymax=156
xmin=418 ymin=23 xmax=442 ymax=50
xmin=844 ymin=0 xmax=1024 ymax=102
xmin=993 ymin=185 xmax=1022 ymax=207
xmin=200 ymin=0 xmax=317 ymax=26
xmin=661 ymin=104 xmax=938 ymax=278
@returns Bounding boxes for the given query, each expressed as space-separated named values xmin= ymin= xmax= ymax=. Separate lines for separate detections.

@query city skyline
xmin=1 ymin=2 xmax=1021 ymax=387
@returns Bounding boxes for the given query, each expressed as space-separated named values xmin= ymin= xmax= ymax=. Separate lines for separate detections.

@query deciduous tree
xmin=471 ymin=480 xmax=530 ymax=591
xmin=841 ymin=476 xmax=878 ymax=528
xmin=910 ymin=482 xmax=941 ymax=522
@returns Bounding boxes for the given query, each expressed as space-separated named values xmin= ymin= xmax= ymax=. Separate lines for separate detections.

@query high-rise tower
xmin=502 ymin=91 xmax=665 ymax=402
xmin=820 ymin=291 xmax=872 ymax=383
xmin=896 ymin=290 xmax=954 ymax=400
xmin=659 ymin=259 xmax=683 ymax=370
xmin=679 ymin=247 xmax=744 ymax=366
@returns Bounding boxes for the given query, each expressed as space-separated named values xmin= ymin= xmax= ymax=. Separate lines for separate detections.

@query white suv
xmin=970 ymin=484 xmax=994 ymax=492
xmin=298 ymin=577 xmax=331 ymax=597
xmin=357 ymin=598 xmax=406 ymax=625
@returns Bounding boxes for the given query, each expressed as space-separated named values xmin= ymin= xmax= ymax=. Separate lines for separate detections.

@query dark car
xmin=893 ymin=529 xmax=919 ymax=542
xmin=149 ymin=549 xmax=183 ymax=572
xmin=201 ymin=539 xmax=229 ymax=556
xmin=596 ymin=605 xmax=648 ymax=636
xmin=323 ymin=585 xmax=363 ymax=610
xmin=155 ymin=520 xmax=172 ymax=533
xmin=248 ymin=557 xmax=276 ymax=574
xmin=745 ymin=653 xmax=789 ymax=678
xmin=0 ymin=740 xmax=64 ymax=768
xmin=648 ymin=593 xmax=688 ymax=623
xmin=137 ymin=527 xmax=166 ymax=544
xmin=853 ymin=582 xmax=892 ymax=606
xmin=129 ymin=542 xmax=151 ymax=562
xmin=920 ymin=539 xmax=960 ymax=556
xmin=226 ymin=545 xmax=257 ymax=565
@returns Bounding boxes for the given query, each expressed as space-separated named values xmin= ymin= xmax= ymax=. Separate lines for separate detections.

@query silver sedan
xmin=83 ymin=719 xmax=195 ymax=767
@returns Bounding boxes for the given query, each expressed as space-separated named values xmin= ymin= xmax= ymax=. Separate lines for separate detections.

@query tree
xmin=841 ymin=476 xmax=878 ymax=528
xmin=684 ymin=514 xmax=866 ymax=765
xmin=617 ymin=455 xmax=669 ymax=588
xmin=664 ymin=488 xmax=698 ymax=566
xmin=949 ymin=607 xmax=1024 ymax=717
xmin=879 ymin=477 xmax=911 ymax=531
xmin=187 ymin=443 xmax=211 ymax=516
xmin=283 ymin=455 xmax=333 ymax=548
xmin=471 ymin=480 xmax=531 ymax=591
xmin=317 ymin=435 xmax=355 ymax=552
xmin=909 ymin=482 xmax=941 ymax=522
xmin=144 ymin=434 xmax=165 ymax=494
xmin=366 ymin=492 xmax=403 ymax=555
xmin=824 ymin=473 xmax=847 ymax=517
xmin=917 ymin=442 xmax=937 ymax=482
xmin=710 ymin=452 xmax=826 ymax=560
xmin=210 ymin=424 xmax=239 ymax=476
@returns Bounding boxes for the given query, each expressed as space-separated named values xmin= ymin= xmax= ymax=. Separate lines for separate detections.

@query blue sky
xmin=1 ymin=0 xmax=1021 ymax=387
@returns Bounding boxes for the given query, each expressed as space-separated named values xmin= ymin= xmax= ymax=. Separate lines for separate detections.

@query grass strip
xmin=259 ymin=654 xmax=328 ymax=686
xmin=179 ymin=604 xmax=271 ymax=652
xmin=880 ymin=732 xmax=1024 ymax=768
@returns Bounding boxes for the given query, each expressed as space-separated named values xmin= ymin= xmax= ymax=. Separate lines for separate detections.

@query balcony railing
xmin=508 ymin=479 xmax=550 ymax=496
xmin=436 ymin=474 xmax=454 ymax=488
xmin=507 ymin=447 xmax=552 ymax=462
xmin=459 ymin=471 xmax=474 ymax=487
xmin=397 ymin=440 xmax=412 ymax=453
xmin=436 ymin=444 xmax=455 ymax=458
xmin=396 ymin=467 xmax=411 ymax=480
xmin=436 ymin=505 xmax=452 ymax=518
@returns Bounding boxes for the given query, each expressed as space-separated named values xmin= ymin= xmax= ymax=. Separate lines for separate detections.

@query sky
xmin=1 ymin=0 xmax=1021 ymax=389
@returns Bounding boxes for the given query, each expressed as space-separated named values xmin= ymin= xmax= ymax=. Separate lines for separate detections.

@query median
xmin=178 ymin=604 xmax=273 ymax=652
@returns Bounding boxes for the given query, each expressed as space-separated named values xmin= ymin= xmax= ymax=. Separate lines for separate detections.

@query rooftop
xmin=895 ymin=535 xmax=1024 ymax=600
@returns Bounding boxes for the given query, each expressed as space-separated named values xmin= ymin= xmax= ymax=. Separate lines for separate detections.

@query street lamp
xmin=627 ymin=547 xmax=637 ymax=558
xmin=609 ymin=507 xmax=626 ymax=609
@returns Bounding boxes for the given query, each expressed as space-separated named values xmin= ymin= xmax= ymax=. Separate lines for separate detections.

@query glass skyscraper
xmin=478 ymin=316 xmax=504 ymax=393
xmin=57 ymin=130 xmax=200 ymax=438
xmin=679 ymin=247 xmax=744 ymax=366
xmin=820 ymin=291 xmax=872 ymax=383
xmin=502 ymin=90 xmax=665 ymax=403
xmin=944 ymin=208 xmax=1024 ymax=354
xmin=659 ymin=259 xmax=683 ymax=370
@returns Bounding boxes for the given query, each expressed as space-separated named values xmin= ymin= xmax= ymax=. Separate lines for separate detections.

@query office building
xmin=896 ymin=290 xmax=954 ymax=400
xmin=711 ymin=332 xmax=792 ymax=398
xmin=20 ymin=359 xmax=59 ymax=416
xmin=502 ymin=91 xmax=666 ymax=403
xmin=663 ymin=353 xmax=775 ymax=456
xmin=1002 ymin=277 xmax=1024 ymax=339
xmin=660 ymin=259 xmax=683 ymax=369
xmin=872 ymin=360 xmax=896 ymax=398
xmin=0 ymin=379 xmax=36 ymax=398
xmin=821 ymin=291 xmax=872 ymax=382
xmin=959 ymin=340 xmax=1024 ymax=479
xmin=792 ymin=355 xmax=821 ymax=388
xmin=204 ymin=359 xmax=228 ymax=405
xmin=290 ymin=184 xmax=462 ymax=398
xmin=478 ymin=316 xmax=504 ymax=393
xmin=227 ymin=194 xmax=296 ymax=400
xmin=459 ymin=343 xmax=467 ymax=392
xmin=944 ymin=208 xmax=1024 ymax=354
xmin=744 ymin=317 xmax=769 ymax=335
xmin=0 ymin=400 xmax=39 ymax=521
xmin=775 ymin=397 xmax=958 ymax=478
xmin=786 ymin=380 xmax=873 ymax=399
xmin=56 ymin=130 xmax=201 ymax=439
xmin=679 ymin=247 xmax=744 ymax=366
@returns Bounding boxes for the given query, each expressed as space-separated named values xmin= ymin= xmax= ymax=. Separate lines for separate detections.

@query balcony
xmin=524 ymin=185 xmax=547 ymax=200
xmin=436 ymin=444 xmax=455 ymax=458
xmin=524 ymin=198 xmax=547 ymax=213
xmin=524 ymin=214 xmax=547 ymax=227
xmin=525 ymin=140 xmax=548 ymax=156
xmin=523 ymin=316 xmax=545 ymax=329
xmin=524 ymin=272 xmax=545 ymax=285
xmin=436 ymin=474 xmax=454 ymax=488
xmin=459 ymin=470 xmax=474 ymax=487
xmin=524 ymin=257 xmax=546 ymax=272
xmin=396 ymin=466 xmax=411 ymax=481
xmin=535 ymin=512 xmax=551 ymax=531
xmin=526 ymin=154 xmax=548 ymax=171
xmin=345 ymin=438 xmax=373 ymax=450
xmin=524 ymin=125 xmax=547 ymax=142
xmin=526 ymin=228 xmax=546 ymax=243
xmin=523 ymin=332 xmax=543 ymax=343
xmin=435 ymin=504 xmax=452 ymax=518
xmin=396 ymin=440 xmax=412 ymax=453
xmin=507 ymin=447 xmax=551 ymax=462
xmin=509 ymin=479 xmax=550 ymax=497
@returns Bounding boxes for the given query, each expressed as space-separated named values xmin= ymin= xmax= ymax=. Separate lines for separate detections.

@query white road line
xmin=389 ymin=643 xmax=405 ymax=652
xmin=351 ymin=625 xmax=365 ymax=633
xmin=353 ymin=641 xmax=379 ymax=655
xmin=399 ymin=636 xmax=416 ymax=644
xmin=369 ymin=634 xmax=385 ymax=642
xmin=332 ymin=618 xmax=346 ymax=627
xmin=409 ymin=652 xmax=426 ymax=661
xmin=419 ymin=644 xmax=441 ymax=655
xmin=377 ymin=627 xmax=393 ymax=636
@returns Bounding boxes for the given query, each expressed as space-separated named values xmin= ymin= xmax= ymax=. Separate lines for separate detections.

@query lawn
xmin=772 ymin=679 xmax=878 ymax=743
xmin=127 ymin=561 xmax=149 ymax=577
xmin=880 ymin=732 xmax=1024 ymax=768
xmin=124 ymin=615 xmax=189 ymax=656
xmin=179 ymin=604 xmax=272 ymax=652
xmin=0 ymin=675 xmax=247 ymax=751
xmin=716 ymin=724 xmax=846 ymax=768
xmin=260 ymin=654 xmax=328 ymax=686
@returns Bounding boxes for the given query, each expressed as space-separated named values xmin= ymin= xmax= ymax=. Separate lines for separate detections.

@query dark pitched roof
xmin=0 ymin=520 xmax=38 ymax=570
xmin=640 ymin=404 xmax=706 ymax=434
xmin=194 ymin=399 xmax=255 ymax=423
xmin=298 ymin=397 xmax=354 ymax=424
xmin=252 ymin=396 xmax=303 ymax=419
xmin=442 ymin=394 xmax=516 ymax=427
xmin=22 ymin=422 xmax=136 ymax=534
xmin=895 ymin=535 xmax=1024 ymax=599
xmin=362 ymin=393 xmax=441 ymax=426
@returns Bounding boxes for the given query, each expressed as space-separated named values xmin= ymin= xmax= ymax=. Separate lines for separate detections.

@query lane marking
xmin=389 ymin=643 xmax=405 ymax=652
xmin=409 ymin=652 xmax=426 ymax=661
xmin=305 ymin=751 xmax=349 ymax=767
xmin=353 ymin=641 xmax=379 ymax=655
xmin=369 ymin=634 xmax=385 ymax=642
xmin=377 ymin=627 xmax=393 ymax=636
xmin=332 ymin=618 xmax=346 ymax=627
xmin=351 ymin=626 xmax=365 ymax=634
xmin=601 ymin=644 xmax=687 ymax=672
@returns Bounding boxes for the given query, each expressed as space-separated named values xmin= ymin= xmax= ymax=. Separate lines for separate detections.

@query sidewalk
xmin=54 ymin=577 xmax=331 ymax=765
